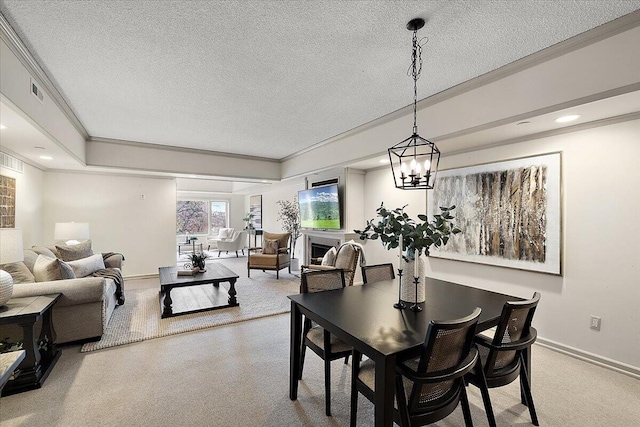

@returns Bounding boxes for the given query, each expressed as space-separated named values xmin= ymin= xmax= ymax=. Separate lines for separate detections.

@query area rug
xmin=81 ymin=275 xmax=299 ymax=352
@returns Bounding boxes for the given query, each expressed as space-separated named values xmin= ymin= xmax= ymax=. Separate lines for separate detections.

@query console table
xmin=0 ymin=294 xmax=61 ymax=396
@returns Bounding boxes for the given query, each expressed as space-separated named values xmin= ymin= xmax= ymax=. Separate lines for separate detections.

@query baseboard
xmin=536 ymin=337 xmax=640 ymax=380
xmin=123 ymin=273 xmax=159 ymax=280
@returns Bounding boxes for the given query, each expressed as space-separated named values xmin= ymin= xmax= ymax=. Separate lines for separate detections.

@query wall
xmin=43 ymin=171 xmax=176 ymax=277
xmin=362 ymin=119 xmax=640 ymax=371
xmin=0 ymin=161 xmax=44 ymax=246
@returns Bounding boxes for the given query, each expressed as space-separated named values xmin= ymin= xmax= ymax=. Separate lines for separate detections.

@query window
xmin=176 ymin=201 xmax=208 ymax=235
xmin=210 ymin=201 xmax=229 ymax=235
xmin=176 ymin=200 xmax=229 ymax=236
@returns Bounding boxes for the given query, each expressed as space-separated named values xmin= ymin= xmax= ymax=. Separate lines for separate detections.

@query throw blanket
xmin=91 ymin=266 xmax=125 ymax=305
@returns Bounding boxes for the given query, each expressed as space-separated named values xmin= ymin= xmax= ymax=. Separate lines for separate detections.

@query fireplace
xmin=305 ymin=235 xmax=341 ymax=265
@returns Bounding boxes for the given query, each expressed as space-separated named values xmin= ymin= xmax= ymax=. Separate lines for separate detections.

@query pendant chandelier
xmin=388 ymin=18 xmax=440 ymax=190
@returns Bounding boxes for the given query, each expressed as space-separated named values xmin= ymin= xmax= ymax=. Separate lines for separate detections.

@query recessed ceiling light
xmin=0 ymin=124 xmax=7 ymax=130
xmin=555 ymin=114 xmax=581 ymax=123
xmin=39 ymin=155 xmax=53 ymax=160
xmin=379 ymin=158 xmax=389 ymax=164
xmin=261 ymin=180 xmax=269 ymax=183
xmin=188 ymin=175 xmax=197 ymax=178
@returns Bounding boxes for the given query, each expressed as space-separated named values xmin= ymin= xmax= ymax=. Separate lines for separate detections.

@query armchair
xmin=207 ymin=228 xmax=235 ymax=251
xmin=217 ymin=230 xmax=247 ymax=257
xmin=247 ymin=231 xmax=291 ymax=279
xmin=302 ymin=241 xmax=363 ymax=286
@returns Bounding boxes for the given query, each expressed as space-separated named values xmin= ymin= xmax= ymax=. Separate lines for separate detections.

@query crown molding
xmin=88 ymin=136 xmax=281 ymax=163
xmin=282 ymin=9 xmax=640 ymax=162
xmin=0 ymin=13 xmax=89 ymax=140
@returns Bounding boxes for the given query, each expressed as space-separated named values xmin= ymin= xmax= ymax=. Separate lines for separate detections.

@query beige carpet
xmin=81 ymin=270 xmax=299 ymax=352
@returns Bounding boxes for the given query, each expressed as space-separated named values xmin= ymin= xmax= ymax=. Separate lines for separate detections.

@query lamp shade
xmin=54 ymin=222 xmax=90 ymax=241
xmin=0 ymin=228 xmax=24 ymax=264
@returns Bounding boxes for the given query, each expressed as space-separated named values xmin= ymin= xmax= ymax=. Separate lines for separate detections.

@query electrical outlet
xmin=590 ymin=315 xmax=601 ymax=331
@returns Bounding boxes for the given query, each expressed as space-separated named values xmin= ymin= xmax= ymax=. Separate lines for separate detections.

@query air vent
xmin=30 ymin=77 xmax=44 ymax=104
xmin=0 ymin=152 xmax=24 ymax=173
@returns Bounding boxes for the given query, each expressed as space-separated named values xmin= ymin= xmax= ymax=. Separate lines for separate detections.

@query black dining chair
xmin=299 ymin=268 xmax=351 ymax=416
xmin=361 ymin=263 xmax=395 ymax=284
xmin=350 ymin=307 xmax=483 ymax=427
xmin=467 ymin=292 xmax=541 ymax=427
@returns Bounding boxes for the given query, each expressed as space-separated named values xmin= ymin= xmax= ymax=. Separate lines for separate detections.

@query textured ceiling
xmin=1 ymin=1 xmax=639 ymax=160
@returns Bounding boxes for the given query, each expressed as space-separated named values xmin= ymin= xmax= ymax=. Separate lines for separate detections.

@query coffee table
xmin=159 ymin=264 xmax=239 ymax=318
xmin=0 ymin=294 xmax=61 ymax=396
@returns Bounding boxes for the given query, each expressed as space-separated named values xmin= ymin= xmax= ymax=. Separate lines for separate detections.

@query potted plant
xmin=188 ymin=251 xmax=208 ymax=271
xmin=243 ymin=212 xmax=254 ymax=229
xmin=277 ymin=197 xmax=302 ymax=271
xmin=354 ymin=203 xmax=461 ymax=302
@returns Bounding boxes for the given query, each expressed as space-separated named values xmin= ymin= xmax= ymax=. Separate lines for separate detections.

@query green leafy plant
xmin=243 ymin=212 xmax=255 ymax=228
xmin=277 ymin=197 xmax=301 ymax=259
xmin=354 ymin=203 xmax=461 ymax=258
xmin=189 ymin=252 xmax=208 ymax=269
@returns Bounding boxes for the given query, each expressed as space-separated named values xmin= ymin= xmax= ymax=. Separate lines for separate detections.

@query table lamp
xmin=54 ymin=222 xmax=90 ymax=245
xmin=0 ymin=228 xmax=24 ymax=306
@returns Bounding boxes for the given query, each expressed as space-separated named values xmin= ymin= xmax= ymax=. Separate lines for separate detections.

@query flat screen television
xmin=298 ymin=184 xmax=341 ymax=230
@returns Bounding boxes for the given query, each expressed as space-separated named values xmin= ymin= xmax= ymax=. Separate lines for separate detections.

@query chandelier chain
xmin=408 ymin=31 xmax=427 ymax=135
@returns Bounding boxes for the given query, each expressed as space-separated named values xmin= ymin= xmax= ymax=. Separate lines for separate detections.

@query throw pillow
xmin=55 ymin=239 xmax=94 ymax=262
xmin=22 ymin=249 xmax=39 ymax=273
xmin=30 ymin=246 xmax=57 ymax=259
xmin=219 ymin=228 xmax=230 ymax=239
xmin=321 ymin=247 xmax=337 ymax=266
xmin=0 ymin=262 xmax=35 ymax=284
xmin=263 ymin=239 xmax=279 ymax=255
xmin=67 ymin=253 xmax=106 ymax=278
xmin=33 ymin=255 xmax=75 ymax=282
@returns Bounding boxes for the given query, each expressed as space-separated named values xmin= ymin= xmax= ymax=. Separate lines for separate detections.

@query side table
xmin=0 ymin=294 xmax=62 ymax=396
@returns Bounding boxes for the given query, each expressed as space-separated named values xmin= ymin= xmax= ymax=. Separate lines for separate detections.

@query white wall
xmin=362 ymin=119 xmax=640 ymax=370
xmin=43 ymin=172 xmax=176 ymax=277
xmin=0 ymin=162 xmax=44 ymax=247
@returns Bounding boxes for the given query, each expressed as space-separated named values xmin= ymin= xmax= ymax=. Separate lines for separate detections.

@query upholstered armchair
xmin=207 ymin=228 xmax=235 ymax=250
xmin=247 ymin=231 xmax=291 ymax=279
xmin=217 ymin=230 xmax=247 ymax=257
xmin=302 ymin=241 xmax=363 ymax=286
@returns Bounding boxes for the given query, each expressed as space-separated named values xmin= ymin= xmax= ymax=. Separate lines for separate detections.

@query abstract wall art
xmin=427 ymin=153 xmax=561 ymax=275
xmin=250 ymin=195 xmax=262 ymax=229
xmin=0 ymin=175 xmax=16 ymax=228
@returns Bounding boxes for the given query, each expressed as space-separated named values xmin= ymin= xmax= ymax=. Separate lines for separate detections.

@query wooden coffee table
xmin=158 ymin=264 xmax=240 ymax=318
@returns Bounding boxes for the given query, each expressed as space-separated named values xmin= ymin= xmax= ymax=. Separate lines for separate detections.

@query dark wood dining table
xmin=288 ymin=277 xmax=524 ymax=427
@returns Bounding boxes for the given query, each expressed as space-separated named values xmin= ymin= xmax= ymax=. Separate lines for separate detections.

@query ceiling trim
xmin=282 ymin=9 xmax=640 ymax=162
xmin=0 ymin=146 xmax=45 ymax=172
xmin=1 ymin=94 xmax=87 ymax=168
xmin=431 ymin=83 xmax=640 ymax=144
xmin=89 ymin=136 xmax=281 ymax=163
xmin=0 ymin=13 xmax=89 ymax=140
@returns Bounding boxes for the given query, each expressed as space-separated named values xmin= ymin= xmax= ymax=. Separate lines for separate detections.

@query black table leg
xmin=374 ymin=354 xmax=396 ymax=427
xmin=162 ymin=287 xmax=174 ymax=318
xmin=289 ymin=302 xmax=302 ymax=400
xmin=227 ymin=279 xmax=238 ymax=306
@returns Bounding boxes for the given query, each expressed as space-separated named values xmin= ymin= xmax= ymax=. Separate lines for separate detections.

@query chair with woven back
xmin=467 ymin=292 xmax=541 ymax=427
xmin=361 ymin=263 xmax=395 ymax=284
xmin=350 ymin=307 xmax=484 ymax=427
xmin=299 ymin=268 xmax=351 ymax=417
xmin=301 ymin=241 xmax=363 ymax=286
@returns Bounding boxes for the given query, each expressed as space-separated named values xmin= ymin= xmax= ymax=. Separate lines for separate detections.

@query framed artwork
xmin=427 ymin=153 xmax=562 ymax=275
xmin=0 ymin=175 xmax=16 ymax=228
xmin=250 ymin=195 xmax=262 ymax=229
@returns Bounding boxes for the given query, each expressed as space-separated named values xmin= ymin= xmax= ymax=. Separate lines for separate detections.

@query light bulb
xmin=410 ymin=159 xmax=416 ymax=174
xmin=400 ymin=162 xmax=407 ymax=178
xmin=424 ymin=159 xmax=431 ymax=171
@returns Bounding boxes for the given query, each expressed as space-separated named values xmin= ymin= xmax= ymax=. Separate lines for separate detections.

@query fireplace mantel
xmin=302 ymin=230 xmax=362 ymax=264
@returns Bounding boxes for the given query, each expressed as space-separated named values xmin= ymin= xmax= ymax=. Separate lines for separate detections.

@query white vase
xmin=400 ymin=256 xmax=425 ymax=303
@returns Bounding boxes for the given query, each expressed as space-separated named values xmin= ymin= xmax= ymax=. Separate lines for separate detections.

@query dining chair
xmin=361 ymin=263 xmax=395 ymax=284
xmin=350 ymin=307 xmax=483 ymax=427
xmin=298 ymin=268 xmax=351 ymax=416
xmin=467 ymin=292 xmax=541 ymax=427
xmin=301 ymin=242 xmax=362 ymax=286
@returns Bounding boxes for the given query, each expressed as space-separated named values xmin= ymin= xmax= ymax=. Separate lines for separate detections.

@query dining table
xmin=288 ymin=276 xmax=526 ymax=427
